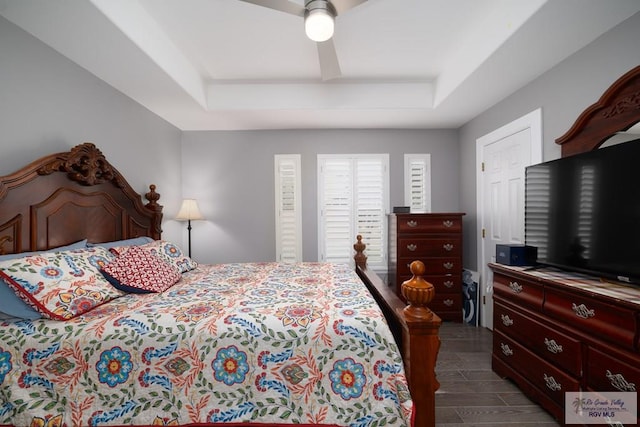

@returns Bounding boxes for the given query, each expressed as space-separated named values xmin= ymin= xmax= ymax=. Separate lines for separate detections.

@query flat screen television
xmin=524 ymin=138 xmax=640 ymax=285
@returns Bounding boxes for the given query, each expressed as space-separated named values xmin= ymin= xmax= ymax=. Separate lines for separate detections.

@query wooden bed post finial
xmin=354 ymin=234 xmax=367 ymax=269
xmin=401 ymin=261 xmax=435 ymax=320
xmin=399 ymin=260 xmax=441 ymax=427
xmin=145 ymin=184 xmax=163 ymax=239
xmin=145 ymin=184 xmax=160 ymax=208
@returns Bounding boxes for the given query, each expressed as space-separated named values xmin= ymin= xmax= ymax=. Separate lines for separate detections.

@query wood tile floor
xmin=435 ymin=322 xmax=561 ymax=426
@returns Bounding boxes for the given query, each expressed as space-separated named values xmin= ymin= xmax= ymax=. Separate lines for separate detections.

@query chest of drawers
xmin=490 ymin=263 xmax=640 ymax=426
xmin=388 ymin=213 xmax=464 ymax=321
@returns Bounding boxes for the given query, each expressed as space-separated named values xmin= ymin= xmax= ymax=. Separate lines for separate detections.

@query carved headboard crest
xmin=0 ymin=142 xmax=163 ymax=254
xmin=38 ymin=142 xmax=125 ymax=187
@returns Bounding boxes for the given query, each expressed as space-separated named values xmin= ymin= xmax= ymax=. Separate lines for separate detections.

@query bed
xmin=0 ymin=143 xmax=442 ymax=427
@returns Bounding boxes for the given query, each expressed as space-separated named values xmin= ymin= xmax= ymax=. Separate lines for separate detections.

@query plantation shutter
xmin=275 ymin=155 xmax=302 ymax=262
xmin=319 ymin=158 xmax=353 ymax=263
xmin=404 ymin=154 xmax=431 ymax=213
xmin=318 ymin=154 xmax=389 ymax=269
xmin=355 ymin=158 xmax=386 ymax=265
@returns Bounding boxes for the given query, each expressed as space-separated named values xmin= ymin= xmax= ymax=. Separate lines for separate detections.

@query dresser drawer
xmin=398 ymin=237 xmax=462 ymax=257
xmin=493 ymin=271 xmax=544 ymax=310
xmin=399 ymin=285 xmax=461 ymax=306
xmin=398 ymin=287 xmax=462 ymax=320
xmin=398 ymin=257 xmax=461 ymax=276
xmin=544 ymin=287 xmax=637 ymax=350
xmin=494 ymin=330 xmax=580 ymax=406
xmin=586 ymin=346 xmax=640 ymax=392
xmin=398 ymin=274 xmax=461 ymax=293
xmin=396 ymin=215 xmax=462 ymax=233
xmin=494 ymin=300 xmax=582 ymax=377
xmin=430 ymin=293 xmax=461 ymax=312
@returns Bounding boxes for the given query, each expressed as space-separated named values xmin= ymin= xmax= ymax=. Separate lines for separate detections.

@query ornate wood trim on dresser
xmin=556 ymin=65 xmax=640 ymax=157
xmin=388 ymin=213 xmax=465 ymax=321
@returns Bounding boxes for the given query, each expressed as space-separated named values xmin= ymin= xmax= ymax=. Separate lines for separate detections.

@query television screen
xmin=525 ymin=139 xmax=640 ymax=285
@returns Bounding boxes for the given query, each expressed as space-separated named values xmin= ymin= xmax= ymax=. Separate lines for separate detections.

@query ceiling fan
xmin=238 ymin=0 xmax=369 ymax=81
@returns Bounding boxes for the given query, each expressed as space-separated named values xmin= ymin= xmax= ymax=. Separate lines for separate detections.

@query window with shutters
xmin=404 ymin=154 xmax=431 ymax=213
xmin=318 ymin=154 xmax=389 ymax=269
xmin=275 ymin=155 xmax=302 ymax=262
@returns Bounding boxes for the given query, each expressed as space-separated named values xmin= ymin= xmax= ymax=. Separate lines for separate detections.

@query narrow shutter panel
xmin=275 ymin=155 xmax=302 ymax=262
xmin=404 ymin=154 xmax=431 ymax=213
xmin=355 ymin=158 xmax=385 ymax=266
xmin=319 ymin=158 xmax=353 ymax=263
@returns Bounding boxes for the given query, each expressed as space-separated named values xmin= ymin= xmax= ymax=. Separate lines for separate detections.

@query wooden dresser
xmin=388 ymin=213 xmax=464 ymax=321
xmin=490 ymin=263 xmax=640 ymax=426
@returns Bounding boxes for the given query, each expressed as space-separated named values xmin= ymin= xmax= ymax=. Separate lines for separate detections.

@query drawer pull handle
xmin=443 ymin=299 xmax=454 ymax=307
xmin=543 ymin=374 xmax=562 ymax=391
xmin=406 ymin=244 xmax=417 ymax=251
xmin=544 ymin=338 xmax=563 ymax=354
xmin=407 ymin=220 xmax=418 ymax=228
xmin=443 ymin=280 xmax=454 ymax=289
xmin=501 ymin=314 xmax=513 ymax=327
xmin=571 ymin=303 xmax=595 ymax=319
xmin=606 ymin=370 xmax=636 ymax=392
xmin=443 ymin=243 xmax=454 ymax=251
xmin=443 ymin=220 xmax=453 ymax=228
xmin=443 ymin=262 xmax=454 ymax=270
xmin=500 ymin=343 xmax=513 ymax=356
xmin=508 ymin=281 xmax=523 ymax=293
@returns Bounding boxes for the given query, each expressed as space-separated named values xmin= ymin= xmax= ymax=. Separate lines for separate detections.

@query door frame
xmin=475 ymin=108 xmax=543 ymax=328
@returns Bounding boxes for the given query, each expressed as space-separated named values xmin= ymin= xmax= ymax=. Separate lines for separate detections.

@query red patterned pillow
xmin=101 ymin=246 xmax=181 ymax=293
xmin=110 ymin=240 xmax=197 ymax=273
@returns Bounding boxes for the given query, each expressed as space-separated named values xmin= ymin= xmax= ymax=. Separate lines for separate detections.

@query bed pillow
xmin=0 ymin=283 xmax=42 ymax=320
xmin=0 ymin=247 xmax=122 ymax=320
xmin=87 ymin=236 xmax=154 ymax=249
xmin=0 ymin=240 xmax=89 ymax=320
xmin=110 ymin=240 xmax=197 ymax=273
xmin=101 ymin=246 xmax=181 ymax=293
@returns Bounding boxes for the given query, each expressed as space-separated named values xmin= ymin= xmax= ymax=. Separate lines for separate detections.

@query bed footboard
xmin=354 ymin=236 xmax=441 ymax=427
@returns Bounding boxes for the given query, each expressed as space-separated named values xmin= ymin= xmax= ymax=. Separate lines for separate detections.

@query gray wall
xmin=181 ymin=129 xmax=460 ymax=264
xmin=3 ymin=10 xmax=640 ymax=269
xmin=459 ymin=11 xmax=640 ymax=271
xmin=0 ymin=16 xmax=184 ymax=244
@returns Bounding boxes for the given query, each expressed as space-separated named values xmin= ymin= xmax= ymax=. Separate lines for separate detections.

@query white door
xmin=476 ymin=109 xmax=542 ymax=330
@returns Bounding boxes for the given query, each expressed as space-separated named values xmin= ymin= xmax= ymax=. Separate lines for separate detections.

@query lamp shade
xmin=175 ymin=199 xmax=204 ymax=221
xmin=304 ymin=1 xmax=335 ymax=42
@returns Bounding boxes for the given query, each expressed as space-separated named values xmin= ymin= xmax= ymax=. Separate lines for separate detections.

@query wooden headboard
xmin=556 ymin=65 xmax=640 ymax=157
xmin=0 ymin=143 xmax=163 ymax=255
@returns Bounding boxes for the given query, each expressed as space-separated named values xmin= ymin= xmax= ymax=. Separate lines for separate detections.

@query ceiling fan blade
xmin=331 ymin=0 xmax=368 ymax=15
xmin=237 ymin=0 xmax=305 ymax=17
xmin=317 ymin=38 xmax=341 ymax=81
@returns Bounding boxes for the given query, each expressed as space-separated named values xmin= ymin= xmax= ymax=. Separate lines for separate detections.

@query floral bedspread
xmin=0 ymin=262 xmax=412 ymax=427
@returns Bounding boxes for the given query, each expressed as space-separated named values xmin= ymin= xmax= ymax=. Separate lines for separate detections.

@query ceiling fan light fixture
xmin=305 ymin=0 xmax=335 ymax=42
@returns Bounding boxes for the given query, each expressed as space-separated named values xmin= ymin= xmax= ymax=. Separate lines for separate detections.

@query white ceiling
xmin=1 ymin=0 xmax=639 ymax=130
